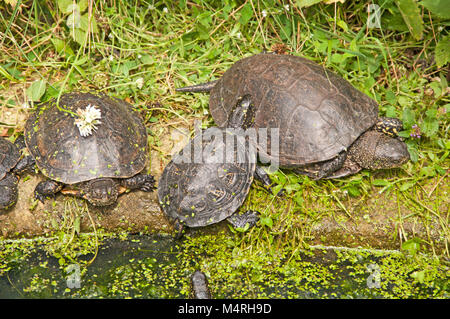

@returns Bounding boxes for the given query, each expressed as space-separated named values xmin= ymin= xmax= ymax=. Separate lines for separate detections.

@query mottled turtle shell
xmin=24 ymin=92 xmax=148 ymax=184
xmin=209 ymin=53 xmax=379 ymax=167
xmin=0 ymin=138 xmax=20 ymax=180
xmin=158 ymin=129 xmax=256 ymax=227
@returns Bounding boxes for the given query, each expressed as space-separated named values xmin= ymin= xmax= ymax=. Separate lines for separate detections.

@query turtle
xmin=24 ymin=92 xmax=155 ymax=207
xmin=176 ymin=53 xmax=410 ymax=179
xmin=190 ymin=270 xmax=212 ymax=299
xmin=158 ymin=95 xmax=271 ymax=236
xmin=0 ymin=137 xmax=35 ymax=211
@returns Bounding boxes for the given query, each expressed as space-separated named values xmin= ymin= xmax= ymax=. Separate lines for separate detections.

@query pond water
xmin=0 ymin=234 xmax=448 ymax=299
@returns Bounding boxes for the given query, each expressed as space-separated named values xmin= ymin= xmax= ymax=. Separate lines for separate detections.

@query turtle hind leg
xmin=227 ymin=210 xmax=260 ymax=230
xmin=0 ymin=174 xmax=19 ymax=211
xmin=120 ymin=173 xmax=155 ymax=192
xmin=12 ymin=155 xmax=35 ymax=175
xmin=12 ymin=135 xmax=36 ymax=175
xmin=295 ymin=151 xmax=347 ymax=180
xmin=173 ymin=219 xmax=185 ymax=240
xmin=34 ymin=180 xmax=63 ymax=203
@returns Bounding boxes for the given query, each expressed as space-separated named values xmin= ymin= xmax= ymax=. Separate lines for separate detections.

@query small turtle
xmin=24 ymin=92 xmax=155 ymax=206
xmin=177 ymin=53 xmax=410 ymax=179
xmin=190 ymin=270 xmax=212 ymax=299
xmin=0 ymin=137 xmax=35 ymax=211
xmin=158 ymin=95 xmax=270 ymax=236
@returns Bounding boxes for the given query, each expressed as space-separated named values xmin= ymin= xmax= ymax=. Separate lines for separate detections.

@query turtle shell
xmin=0 ymin=138 xmax=20 ymax=180
xmin=209 ymin=53 xmax=379 ymax=167
xmin=158 ymin=128 xmax=256 ymax=227
xmin=24 ymin=92 xmax=148 ymax=184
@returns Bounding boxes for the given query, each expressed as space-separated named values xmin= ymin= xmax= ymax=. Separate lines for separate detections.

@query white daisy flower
xmin=74 ymin=104 xmax=102 ymax=137
xmin=163 ymin=7 xmax=168 ymax=13
xmin=262 ymin=9 xmax=267 ymax=17
xmin=284 ymin=4 xmax=289 ymax=10
xmin=135 ymin=77 xmax=144 ymax=89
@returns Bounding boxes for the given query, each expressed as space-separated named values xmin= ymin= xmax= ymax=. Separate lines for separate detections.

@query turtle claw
xmin=34 ymin=191 xmax=49 ymax=204
xmin=140 ymin=175 xmax=155 ymax=192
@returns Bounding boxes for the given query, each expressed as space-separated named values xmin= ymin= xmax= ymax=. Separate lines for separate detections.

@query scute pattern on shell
xmin=0 ymin=138 xmax=20 ymax=180
xmin=158 ymin=130 xmax=256 ymax=227
xmin=24 ymin=92 xmax=148 ymax=184
xmin=209 ymin=53 xmax=379 ymax=166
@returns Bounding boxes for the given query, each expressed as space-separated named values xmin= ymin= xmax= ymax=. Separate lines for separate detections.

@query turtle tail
xmin=175 ymin=80 xmax=218 ymax=93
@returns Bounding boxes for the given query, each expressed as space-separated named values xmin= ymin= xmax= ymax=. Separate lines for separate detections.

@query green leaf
xmin=26 ymin=79 xmax=47 ymax=101
xmin=420 ymin=0 xmax=450 ymax=18
xmin=402 ymin=107 xmax=416 ymax=129
xmin=401 ymin=237 xmax=422 ymax=256
xmin=406 ymin=141 xmax=419 ymax=163
xmin=395 ymin=0 xmax=424 ymax=40
xmin=345 ymin=185 xmax=361 ymax=197
xmin=399 ymin=181 xmax=415 ymax=191
xmin=196 ymin=24 xmax=210 ymax=40
xmin=74 ymin=216 xmax=80 ymax=235
xmin=260 ymin=216 xmax=273 ymax=228
xmin=57 ymin=0 xmax=73 ymax=13
xmin=80 ymin=13 xmax=98 ymax=33
xmin=295 ymin=0 xmax=323 ymax=8
xmin=422 ymin=108 xmax=439 ymax=137
xmin=51 ymin=38 xmax=74 ymax=56
xmin=410 ymin=270 xmax=425 ymax=283
xmin=372 ymin=179 xmax=390 ymax=186
xmin=435 ymin=35 xmax=450 ymax=68
xmin=238 ymin=3 xmax=253 ymax=25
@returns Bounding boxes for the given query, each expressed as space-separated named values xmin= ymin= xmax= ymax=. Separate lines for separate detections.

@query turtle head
xmin=351 ymin=131 xmax=410 ymax=170
xmin=83 ymin=178 xmax=119 ymax=206
xmin=226 ymin=95 xmax=256 ymax=130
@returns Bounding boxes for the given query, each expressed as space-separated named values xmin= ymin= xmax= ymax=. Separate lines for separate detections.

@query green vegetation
xmin=0 ymin=0 xmax=448 ymax=298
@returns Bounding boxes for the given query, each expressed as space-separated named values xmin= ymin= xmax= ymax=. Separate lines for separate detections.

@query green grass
xmin=0 ymin=0 xmax=448 ymax=275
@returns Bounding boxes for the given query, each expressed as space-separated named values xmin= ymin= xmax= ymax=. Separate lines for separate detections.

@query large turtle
xmin=0 ymin=137 xmax=34 ymax=211
xmin=177 ymin=53 xmax=410 ymax=179
xmin=158 ymin=95 xmax=268 ymax=235
xmin=24 ymin=92 xmax=155 ymax=206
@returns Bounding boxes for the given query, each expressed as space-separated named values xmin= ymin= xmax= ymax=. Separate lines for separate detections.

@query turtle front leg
xmin=34 ymin=180 xmax=63 ymax=203
xmin=120 ymin=173 xmax=155 ymax=192
xmin=254 ymin=165 xmax=284 ymax=196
